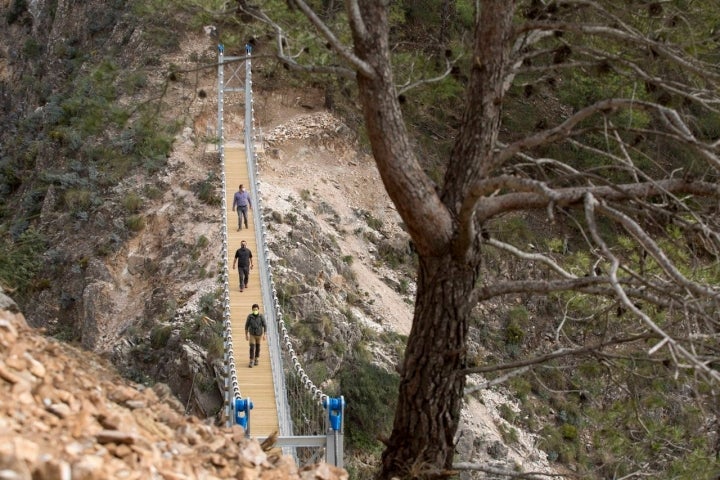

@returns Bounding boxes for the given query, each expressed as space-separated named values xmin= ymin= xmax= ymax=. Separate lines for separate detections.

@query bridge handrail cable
xmin=221 ymin=48 xmax=344 ymax=467
xmin=241 ymin=48 xmax=329 ymax=407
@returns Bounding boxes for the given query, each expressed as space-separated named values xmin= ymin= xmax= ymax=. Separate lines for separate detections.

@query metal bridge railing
xmin=217 ymin=43 xmax=245 ymax=429
xmin=219 ymin=43 xmax=345 ymax=468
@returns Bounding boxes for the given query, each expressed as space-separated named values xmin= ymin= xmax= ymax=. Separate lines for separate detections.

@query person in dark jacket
xmin=245 ymin=304 xmax=266 ymax=368
xmin=232 ymin=240 xmax=253 ymax=292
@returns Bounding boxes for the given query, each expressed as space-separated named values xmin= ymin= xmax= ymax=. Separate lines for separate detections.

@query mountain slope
xmin=0 ymin=287 xmax=347 ymax=479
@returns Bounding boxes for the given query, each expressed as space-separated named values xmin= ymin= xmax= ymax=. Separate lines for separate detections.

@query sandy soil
xmin=241 ymin=89 xmax=415 ymax=335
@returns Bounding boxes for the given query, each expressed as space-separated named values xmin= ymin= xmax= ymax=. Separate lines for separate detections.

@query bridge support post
xmin=224 ymin=375 xmax=231 ymax=428
xmin=234 ymin=397 xmax=253 ymax=435
xmin=323 ymin=396 xmax=345 ymax=468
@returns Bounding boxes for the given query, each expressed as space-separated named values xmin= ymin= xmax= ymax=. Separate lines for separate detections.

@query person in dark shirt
xmin=232 ymin=240 xmax=253 ymax=292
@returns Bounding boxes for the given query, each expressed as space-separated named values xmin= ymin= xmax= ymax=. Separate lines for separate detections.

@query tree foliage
xmin=238 ymin=0 xmax=720 ymax=478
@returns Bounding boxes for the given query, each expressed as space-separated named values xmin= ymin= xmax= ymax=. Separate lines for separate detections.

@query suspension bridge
xmin=216 ymin=44 xmax=345 ymax=467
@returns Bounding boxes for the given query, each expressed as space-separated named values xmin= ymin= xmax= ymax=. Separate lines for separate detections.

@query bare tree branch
xmin=517 ymin=20 xmax=720 ymax=83
xmin=236 ymin=2 xmax=357 ymax=78
xmin=346 ymin=0 xmax=368 ymax=44
xmin=465 ymin=366 xmax=534 ymax=394
xmin=397 ymin=56 xmax=457 ymax=95
xmin=576 ymin=46 xmax=720 ymax=110
xmin=596 ymin=202 xmax=720 ymax=301
xmin=463 ymin=334 xmax=653 ymax=377
xmin=475 ymin=276 xmax=609 ymax=300
xmin=485 ymin=237 xmax=575 ymax=278
xmin=290 ymin=0 xmax=375 ymax=78
xmin=585 ymin=194 xmax=720 ymax=383
xmin=473 ymin=269 xmax=718 ymax=326
xmin=475 ymin=178 xmax=720 ymax=223
xmin=496 ymin=98 xmax=720 ymax=167
xmin=451 ymin=463 xmax=565 ymax=479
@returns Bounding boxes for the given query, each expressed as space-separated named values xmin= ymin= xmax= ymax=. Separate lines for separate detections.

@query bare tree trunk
xmin=379 ymin=255 xmax=478 ymax=478
xmin=288 ymin=0 xmax=720 ymax=476
xmin=344 ymin=2 xmax=514 ymax=478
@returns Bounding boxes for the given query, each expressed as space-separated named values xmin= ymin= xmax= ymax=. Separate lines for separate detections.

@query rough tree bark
xmin=348 ymin=1 xmax=516 ymax=477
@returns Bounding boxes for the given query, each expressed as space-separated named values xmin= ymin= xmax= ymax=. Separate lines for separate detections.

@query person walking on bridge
xmin=232 ymin=184 xmax=252 ymax=231
xmin=232 ymin=240 xmax=253 ymax=292
xmin=245 ymin=304 xmax=266 ymax=368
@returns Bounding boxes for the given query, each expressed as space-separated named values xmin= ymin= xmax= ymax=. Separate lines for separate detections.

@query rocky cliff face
xmin=1 ymin=0 xmax=225 ymax=416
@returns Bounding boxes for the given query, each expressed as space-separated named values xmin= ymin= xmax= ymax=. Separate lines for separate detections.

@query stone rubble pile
xmin=264 ymin=113 xmax=345 ymax=146
xmin=0 ymin=288 xmax=347 ymax=480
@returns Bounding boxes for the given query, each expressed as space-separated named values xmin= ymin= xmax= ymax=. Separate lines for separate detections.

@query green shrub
xmin=539 ymin=424 xmax=580 ymax=464
xmin=6 ymin=0 xmax=28 ymax=25
xmin=150 ymin=325 xmax=173 ymax=348
xmin=270 ymin=210 xmax=283 ymax=223
xmin=191 ymin=235 xmax=209 ymax=261
xmin=126 ymin=214 xmax=146 ymax=232
xmin=205 ymin=334 xmax=224 ymax=360
xmin=498 ymin=423 xmax=520 ymax=445
xmin=377 ymin=240 xmax=414 ymax=270
xmin=277 ymin=281 xmax=301 ymax=307
xmin=339 ymin=361 xmax=399 ymax=453
xmin=498 ymin=403 xmax=517 ymax=423
xmin=122 ymin=72 xmax=148 ymax=94
xmin=122 ymin=192 xmax=143 ymax=213
xmin=365 ymin=213 xmax=383 ymax=231
xmin=504 ymin=320 xmax=525 ymax=346
xmin=316 ymin=201 xmax=336 ymax=215
xmin=494 ymin=215 xmax=533 ymax=244
xmin=332 ymin=341 xmax=346 ymax=355
xmin=346 ymin=290 xmax=361 ymax=306
xmin=398 ymin=278 xmax=409 ymax=294
xmin=289 ymin=318 xmax=314 ymax=346
xmin=95 ymin=243 xmax=112 ymax=257
xmin=144 ymin=185 xmax=163 ymax=200
xmin=0 ymin=228 xmax=47 ymax=296
xmin=198 ymin=290 xmax=220 ymax=317
xmin=63 ymin=188 xmax=92 ymax=212
xmin=142 ymin=25 xmax=180 ymax=50
xmin=560 ymin=423 xmax=578 ymax=441
xmin=196 ymin=172 xmax=221 ymax=205
xmin=508 ymin=377 xmax=532 ymax=403
xmin=22 ymin=37 xmax=43 ymax=59
xmin=196 ymin=235 xmax=209 ymax=249
xmin=351 ymin=339 xmax=373 ymax=363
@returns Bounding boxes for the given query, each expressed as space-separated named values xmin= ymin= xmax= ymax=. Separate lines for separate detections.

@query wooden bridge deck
xmin=224 ymin=145 xmax=279 ymax=437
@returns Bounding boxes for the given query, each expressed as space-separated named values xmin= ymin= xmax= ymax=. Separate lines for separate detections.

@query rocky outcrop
xmin=264 ymin=112 xmax=351 ymax=147
xmin=0 ymin=286 xmax=27 ymax=329
xmin=80 ymin=280 xmax=118 ymax=350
